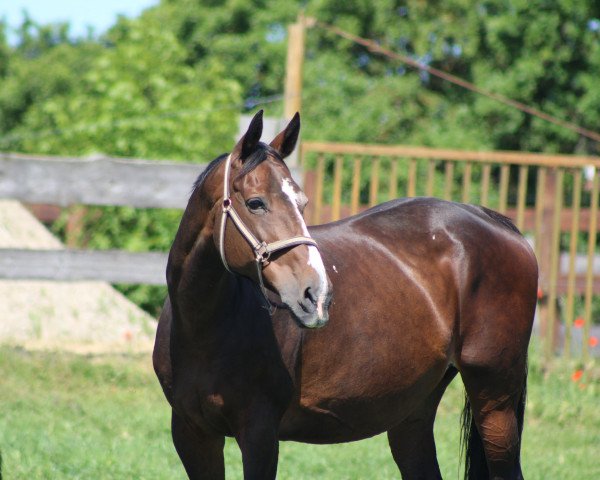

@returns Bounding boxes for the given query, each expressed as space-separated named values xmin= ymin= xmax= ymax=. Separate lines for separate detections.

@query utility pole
xmin=283 ymin=13 xmax=307 ymax=119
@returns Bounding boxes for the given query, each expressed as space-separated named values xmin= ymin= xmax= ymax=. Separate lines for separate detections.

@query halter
xmin=218 ymin=154 xmax=319 ymax=313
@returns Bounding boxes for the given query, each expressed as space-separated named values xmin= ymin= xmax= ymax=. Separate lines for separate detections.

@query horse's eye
xmin=246 ymin=198 xmax=266 ymax=212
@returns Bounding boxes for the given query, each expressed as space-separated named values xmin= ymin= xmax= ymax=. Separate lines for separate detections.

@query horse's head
xmin=211 ymin=111 xmax=332 ymax=328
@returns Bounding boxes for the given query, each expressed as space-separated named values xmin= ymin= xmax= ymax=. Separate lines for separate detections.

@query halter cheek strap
xmin=218 ymin=154 xmax=319 ymax=312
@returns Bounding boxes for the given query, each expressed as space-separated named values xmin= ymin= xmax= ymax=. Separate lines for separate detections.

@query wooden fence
xmin=0 ymin=152 xmax=302 ymax=285
xmin=1 ymin=147 xmax=599 ymax=359
xmin=300 ymin=141 xmax=600 ymax=360
xmin=0 ymin=152 xmax=207 ymax=285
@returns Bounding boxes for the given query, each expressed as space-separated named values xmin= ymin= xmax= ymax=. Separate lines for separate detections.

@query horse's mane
xmin=192 ymin=142 xmax=283 ymax=193
xmin=192 ymin=153 xmax=228 ymax=192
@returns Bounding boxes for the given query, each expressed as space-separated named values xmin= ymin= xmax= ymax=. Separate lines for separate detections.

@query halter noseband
xmin=218 ymin=154 xmax=319 ymax=313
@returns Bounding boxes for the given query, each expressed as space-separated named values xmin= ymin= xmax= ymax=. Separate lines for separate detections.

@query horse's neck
xmin=168 ymin=196 xmax=233 ymax=337
xmin=169 ymin=217 xmax=301 ymax=379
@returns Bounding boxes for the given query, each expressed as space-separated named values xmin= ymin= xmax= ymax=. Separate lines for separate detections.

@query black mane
xmin=192 ymin=153 xmax=228 ymax=192
xmin=192 ymin=142 xmax=283 ymax=193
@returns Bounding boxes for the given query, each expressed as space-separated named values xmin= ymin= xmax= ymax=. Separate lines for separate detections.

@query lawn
xmin=0 ymin=343 xmax=598 ymax=479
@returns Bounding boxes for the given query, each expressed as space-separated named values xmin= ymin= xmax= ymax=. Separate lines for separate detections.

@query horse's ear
xmin=270 ymin=112 xmax=300 ymax=159
xmin=233 ymin=110 xmax=263 ymax=160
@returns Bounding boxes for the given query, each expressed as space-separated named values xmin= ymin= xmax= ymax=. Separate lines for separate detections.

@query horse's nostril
xmin=304 ymin=287 xmax=317 ymax=305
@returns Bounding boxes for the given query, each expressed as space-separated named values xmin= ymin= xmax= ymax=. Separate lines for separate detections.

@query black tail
xmin=460 ymin=394 xmax=488 ymax=480
xmin=460 ymin=367 xmax=528 ymax=480
xmin=516 ymin=365 xmax=528 ymax=466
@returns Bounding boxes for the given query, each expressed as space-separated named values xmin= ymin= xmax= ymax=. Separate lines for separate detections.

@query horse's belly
xmin=278 ymin=360 xmax=448 ymax=443
xmin=278 ymin=405 xmax=381 ymax=443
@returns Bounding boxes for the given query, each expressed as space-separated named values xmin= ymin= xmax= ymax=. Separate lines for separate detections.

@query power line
xmin=311 ymin=18 xmax=600 ymax=144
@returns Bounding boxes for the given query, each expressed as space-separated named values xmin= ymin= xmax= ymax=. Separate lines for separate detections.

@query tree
xmin=0 ymin=17 xmax=101 ymax=139
xmin=148 ymin=0 xmax=600 ymax=153
xmin=11 ymin=14 xmax=240 ymax=158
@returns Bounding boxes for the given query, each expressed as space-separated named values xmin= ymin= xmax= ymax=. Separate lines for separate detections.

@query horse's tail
xmin=460 ymin=394 xmax=487 ymax=479
xmin=460 ymin=366 xmax=528 ymax=479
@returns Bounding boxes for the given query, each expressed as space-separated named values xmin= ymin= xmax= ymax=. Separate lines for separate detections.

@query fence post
xmin=284 ymin=14 xmax=306 ymax=120
xmin=537 ymin=169 xmax=561 ymax=359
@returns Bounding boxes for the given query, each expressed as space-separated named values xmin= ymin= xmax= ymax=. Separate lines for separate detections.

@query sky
xmin=1 ymin=0 xmax=159 ymax=41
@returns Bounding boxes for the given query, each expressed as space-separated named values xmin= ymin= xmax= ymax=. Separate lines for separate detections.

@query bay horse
xmin=153 ymin=111 xmax=537 ymax=479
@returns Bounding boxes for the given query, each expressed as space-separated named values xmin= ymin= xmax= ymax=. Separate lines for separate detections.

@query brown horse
xmin=153 ymin=111 xmax=537 ymax=480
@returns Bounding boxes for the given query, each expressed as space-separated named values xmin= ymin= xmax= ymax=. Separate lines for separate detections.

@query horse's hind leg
xmin=459 ymin=360 xmax=528 ymax=480
xmin=387 ymin=366 xmax=458 ymax=479
xmin=172 ymin=410 xmax=225 ymax=480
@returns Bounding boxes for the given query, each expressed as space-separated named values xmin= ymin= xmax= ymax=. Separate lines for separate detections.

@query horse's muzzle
xmin=290 ymin=281 xmax=332 ymax=329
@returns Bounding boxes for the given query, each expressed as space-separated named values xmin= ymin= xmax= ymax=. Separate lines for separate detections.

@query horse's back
xmin=311 ymin=197 xmax=536 ymax=290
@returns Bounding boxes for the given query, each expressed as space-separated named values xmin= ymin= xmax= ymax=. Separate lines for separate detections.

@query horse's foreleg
xmin=387 ymin=366 xmax=457 ymax=479
xmin=172 ymin=410 xmax=225 ymax=480
xmin=234 ymin=403 xmax=281 ymax=480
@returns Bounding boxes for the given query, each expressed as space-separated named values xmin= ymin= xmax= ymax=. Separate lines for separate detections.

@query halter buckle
xmin=222 ymin=198 xmax=232 ymax=212
xmin=255 ymin=242 xmax=271 ymax=264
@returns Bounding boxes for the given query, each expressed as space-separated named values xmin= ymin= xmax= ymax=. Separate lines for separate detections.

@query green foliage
xmin=149 ymin=0 xmax=301 ymax=101
xmin=3 ymin=1 xmax=600 ymax=153
xmin=144 ymin=0 xmax=600 ymax=153
xmin=306 ymin=0 xmax=600 ymax=152
xmin=0 ymin=22 xmax=10 ymax=77
xmin=7 ymin=14 xmax=241 ymax=157
xmin=0 ymin=35 xmax=101 ymax=136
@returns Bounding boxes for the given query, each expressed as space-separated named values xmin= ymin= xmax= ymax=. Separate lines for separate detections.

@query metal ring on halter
xmin=217 ymin=153 xmax=320 ymax=313
xmin=255 ymin=242 xmax=270 ymax=264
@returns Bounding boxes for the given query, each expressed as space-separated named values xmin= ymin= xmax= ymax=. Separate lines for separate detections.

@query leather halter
xmin=218 ymin=154 xmax=319 ymax=313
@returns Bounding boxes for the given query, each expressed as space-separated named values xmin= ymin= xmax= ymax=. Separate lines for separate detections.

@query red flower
xmin=571 ymin=369 xmax=584 ymax=382
xmin=537 ymin=287 xmax=543 ymax=299
xmin=574 ymin=318 xmax=585 ymax=328
xmin=589 ymin=336 xmax=599 ymax=348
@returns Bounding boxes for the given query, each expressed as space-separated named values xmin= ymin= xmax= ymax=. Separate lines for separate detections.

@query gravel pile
xmin=0 ymin=200 xmax=157 ymax=353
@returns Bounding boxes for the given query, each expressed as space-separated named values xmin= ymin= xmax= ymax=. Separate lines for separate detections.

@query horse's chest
xmin=171 ymin=353 xmax=291 ymax=436
xmin=171 ymin=378 xmax=232 ymax=435
xmin=168 ymin=358 xmax=232 ymax=431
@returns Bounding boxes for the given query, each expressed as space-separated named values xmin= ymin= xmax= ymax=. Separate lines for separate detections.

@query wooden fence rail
xmin=0 ymin=249 xmax=167 ymax=285
xmin=0 ymin=152 xmax=205 ymax=209
xmin=0 ymin=153 xmax=206 ymax=286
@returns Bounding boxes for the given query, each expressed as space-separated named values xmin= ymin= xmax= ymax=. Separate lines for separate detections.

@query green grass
xmin=0 ymin=344 xmax=598 ymax=479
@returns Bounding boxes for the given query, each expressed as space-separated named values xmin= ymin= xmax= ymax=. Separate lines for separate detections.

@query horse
xmin=153 ymin=110 xmax=538 ymax=480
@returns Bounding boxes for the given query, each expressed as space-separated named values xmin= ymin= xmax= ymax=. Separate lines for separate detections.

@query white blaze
xmin=281 ymin=178 xmax=329 ymax=316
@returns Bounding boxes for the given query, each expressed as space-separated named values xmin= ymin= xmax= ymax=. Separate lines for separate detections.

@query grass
xmin=0 ymin=343 xmax=598 ymax=479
